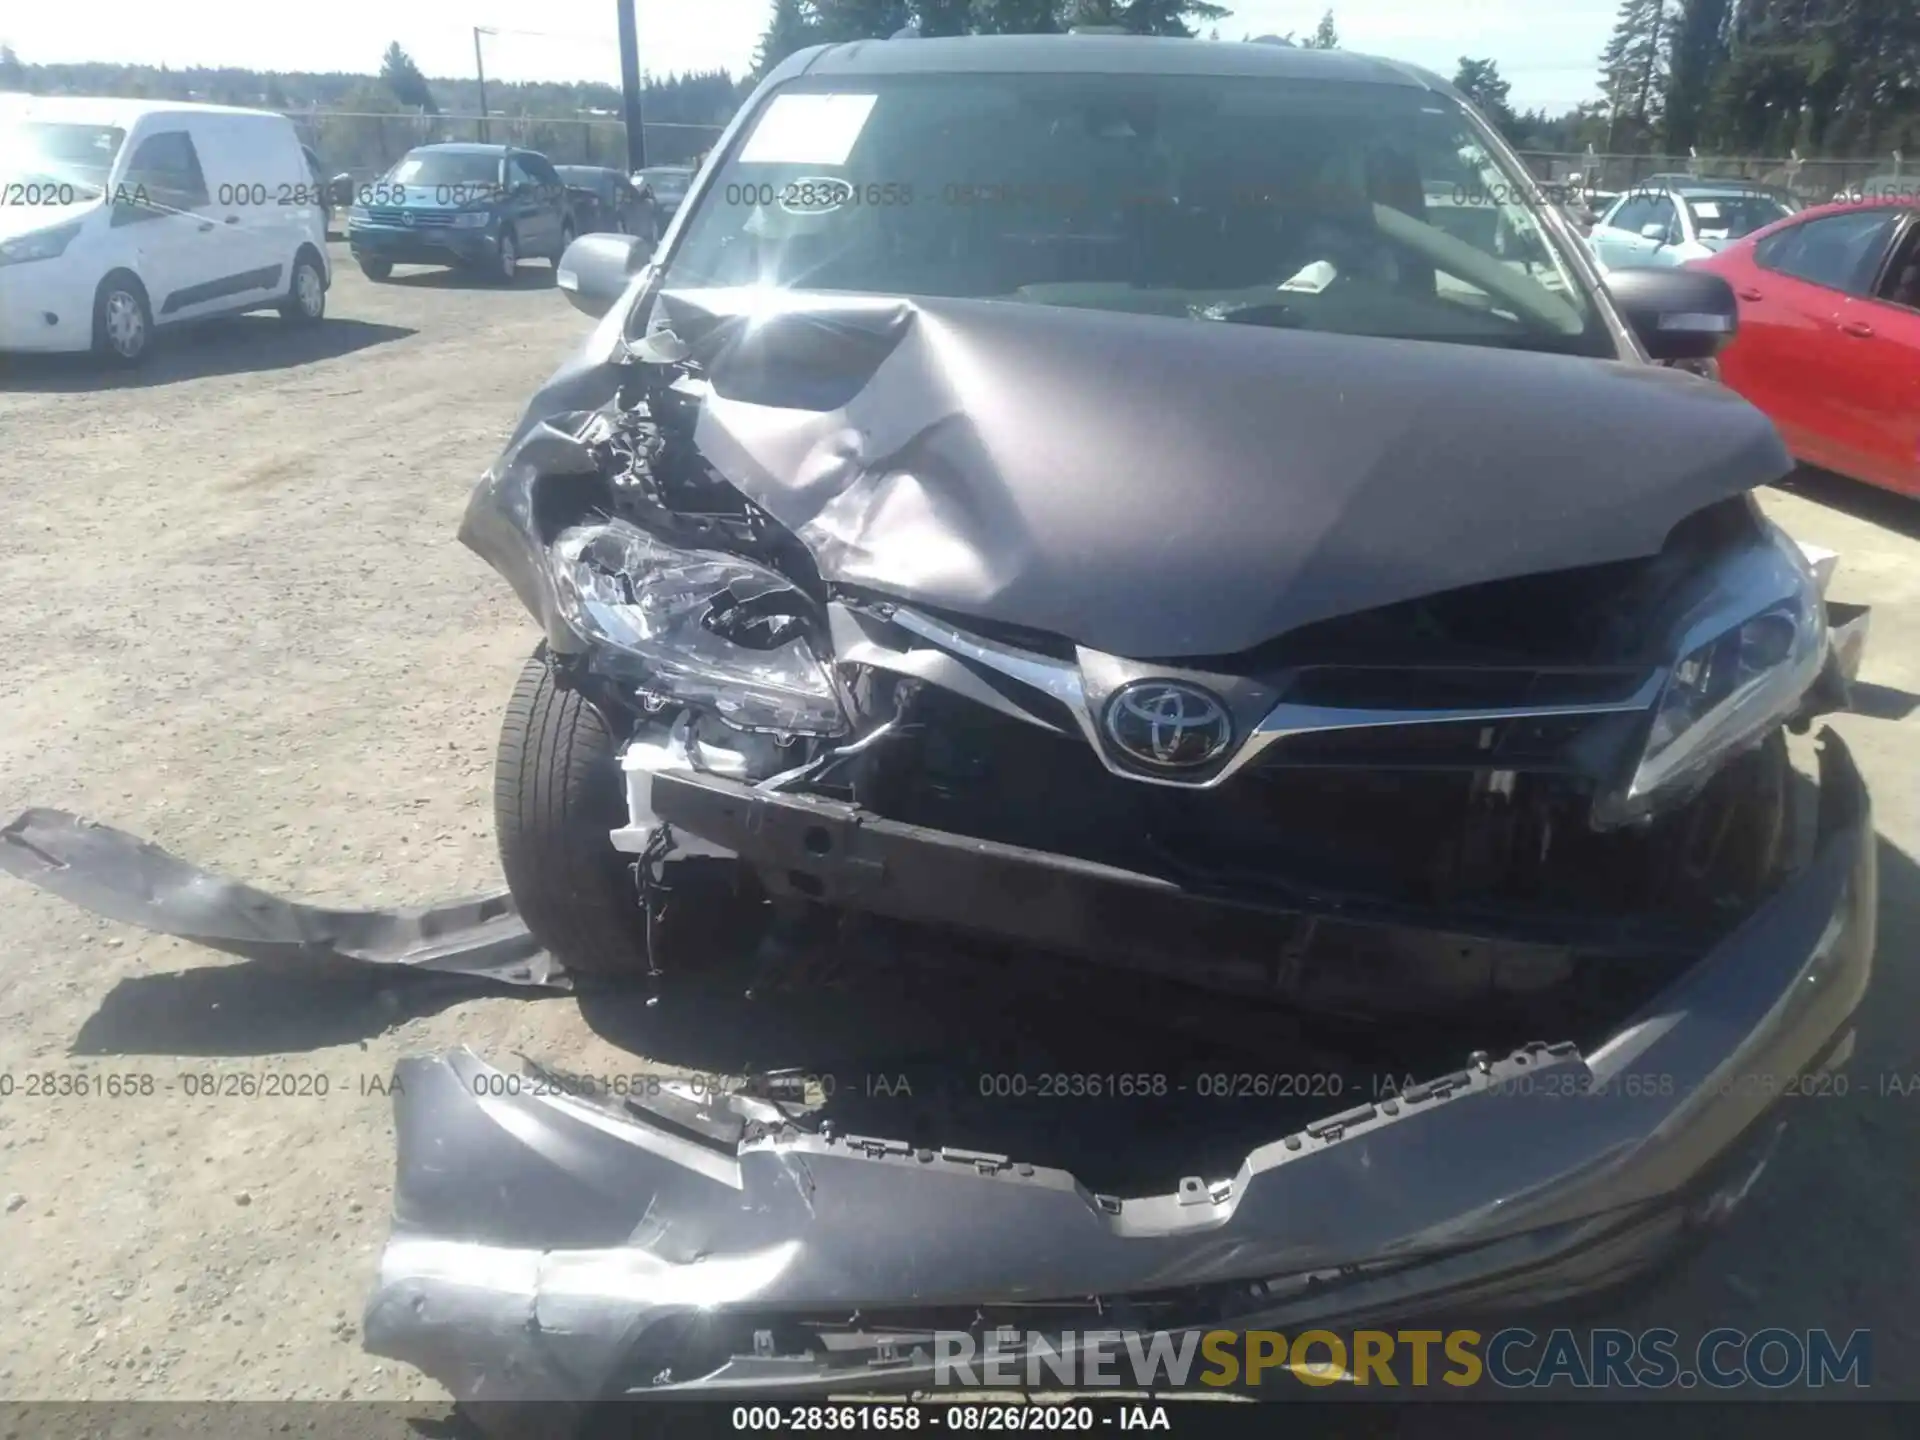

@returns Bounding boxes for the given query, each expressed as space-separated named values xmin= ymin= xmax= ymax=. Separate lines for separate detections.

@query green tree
xmin=1661 ymin=0 xmax=1730 ymax=151
xmin=1452 ymin=56 xmax=1516 ymax=130
xmin=1598 ymin=0 xmax=1672 ymax=149
xmin=1070 ymin=0 xmax=1231 ymax=34
xmin=972 ymin=0 xmax=1063 ymax=31
xmin=1302 ymin=9 xmax=1339 ymax=48
xmin=915 ymin=0 xmax=975 ymax=34
xmin=379 ymin=41 xmax=438 ymax=115
xmin=753 ymin=0 xmax=822 ymax=76
xmin=816 ymin=0 xmax=913 ymax=40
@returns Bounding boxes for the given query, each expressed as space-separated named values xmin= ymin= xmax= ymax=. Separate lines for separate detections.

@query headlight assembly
xmin=0 ymin=221 xmax=81 ymax=266
xmin=1607 ymin=530 xmax=1826 ymax=822
xmin=451 ymin=210 xmax=491 ymax=229
xmin=549 ymin=520 xmax=847 ymax=737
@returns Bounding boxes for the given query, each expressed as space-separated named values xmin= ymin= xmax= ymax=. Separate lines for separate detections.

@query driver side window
xmin=113 ymin=130 xmax=210 ymax=223
xmin=1611 ymin=195 xmax=1653 ymax=232
xmin=1643 ymin=196 xmax=1678 ymax=242
xmin=507 ymin=155 xmax=537 ymax=192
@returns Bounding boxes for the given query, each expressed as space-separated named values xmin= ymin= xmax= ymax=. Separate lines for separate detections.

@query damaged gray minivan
xmin=368 ymin=35 xmax=1877 ymax=1403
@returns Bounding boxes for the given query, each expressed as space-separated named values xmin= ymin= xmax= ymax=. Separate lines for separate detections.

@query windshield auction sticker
xmin=738 ymin=93 xmax=878 ymax=167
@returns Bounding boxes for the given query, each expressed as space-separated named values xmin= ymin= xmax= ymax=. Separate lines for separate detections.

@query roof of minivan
xmin=786 ymin=33 xmax=1444 ymax=90
xmin=0 ymin=94 xmax=291 ymax=124
xmin=407 ymin=142 xmax=513 ymax=155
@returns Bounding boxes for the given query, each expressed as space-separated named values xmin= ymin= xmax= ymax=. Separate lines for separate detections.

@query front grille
xmin=363 ymin=208 xmax=458 ymax=227
xmin=1259 ymin=714 xmax=1613 ymax=771
xmin=866 ymin=688 xmax=1659 ymax=916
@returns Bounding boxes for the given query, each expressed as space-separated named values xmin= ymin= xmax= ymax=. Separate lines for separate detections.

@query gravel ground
xmin=0 ymin=245 xmax=1916 ymax=1402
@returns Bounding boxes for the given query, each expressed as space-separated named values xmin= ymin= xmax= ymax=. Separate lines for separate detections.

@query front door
xmin=111 ymin=128 xmax=253 ymax=320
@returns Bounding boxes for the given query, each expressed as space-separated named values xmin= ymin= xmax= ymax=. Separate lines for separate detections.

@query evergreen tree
xmin=1661 ymin=0 xmax=1731 ymax=150
xmin=1303 ymin=10 xmax=1340 ymax=49
xmin=1060 ymin=0 xmax=1229 ymax=35
xmin=379 ymin=42 xmax=438 ymax=115
xmin=1598 ymin=0 xmax=1672 ymax=147
xmin=816 ymin=0 xmax=913 ymax=40
xmin=754 ymin=0 xmax=823 ymax=76
xmin=1453 ymin=56 xmax=1516 ymax=131
xmin=972 ymin=0 xmax=1063 ymax=31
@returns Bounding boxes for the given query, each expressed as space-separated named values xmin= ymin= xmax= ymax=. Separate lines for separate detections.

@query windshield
xmin=1684 ymin=194 xmax=1792 ymax=241
xmin=387 ymin=150 xmax=502 ymax=187
xmin=661 ymin=74 xmax=1607 ymax=356
xmin=0 ymin=120 xmax=126 ymax=200
xmin=644 ymin=168 xmax=693 ymax=199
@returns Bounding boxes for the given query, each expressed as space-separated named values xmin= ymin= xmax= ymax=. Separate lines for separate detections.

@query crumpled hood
xmin=670 ymin=288 xmax=1789 ymax=659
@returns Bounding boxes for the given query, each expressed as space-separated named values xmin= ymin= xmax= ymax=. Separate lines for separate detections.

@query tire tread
xmin=494 ymin=648 xmax=651 ymax=976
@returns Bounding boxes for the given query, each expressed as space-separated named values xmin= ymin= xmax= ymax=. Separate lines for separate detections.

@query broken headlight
xmin=549 ymin=520 xmax=847 ymax=736
xmin=1615 ymin=535 xmax=1825 ymax=819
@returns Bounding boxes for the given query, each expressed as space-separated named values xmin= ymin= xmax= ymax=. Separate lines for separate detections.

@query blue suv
xmin=347 ymin=143 xmax=574 ymax=284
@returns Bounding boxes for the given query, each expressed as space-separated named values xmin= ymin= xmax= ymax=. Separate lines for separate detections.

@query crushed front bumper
xmin=364 ymin=732 xmax=1874 ymax=1403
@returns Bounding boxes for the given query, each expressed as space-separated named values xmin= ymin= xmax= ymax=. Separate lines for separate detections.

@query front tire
xmin=494 ymin=230 xmax=519 ymax=284
xmin=495 ymin=648 xmax=653 ymax=977
xmin=280 ymin=251 xmax=326 ymax=322
xmin=358 ymin=258 xmax=393 ymax=282
xmin=552 ymin=222 xmax=574 ymax=264
xmin=91 ymin=273 xmax=153 ymax=366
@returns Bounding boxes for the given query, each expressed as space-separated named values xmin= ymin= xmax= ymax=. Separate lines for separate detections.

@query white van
xmin=0 ymin=96 xmax=331 ymax=364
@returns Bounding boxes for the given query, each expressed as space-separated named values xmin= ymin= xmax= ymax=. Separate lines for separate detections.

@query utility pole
xmin=473 ymin=27 xmax=492 ymax=143
xmin=618 ymin=0 xmax=646 ymax=173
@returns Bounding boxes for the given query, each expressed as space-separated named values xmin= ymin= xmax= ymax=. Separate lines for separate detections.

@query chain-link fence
xmin=286 ymin=110 xmax=728 ymax=188
xmin=1515 ymin=151 xmax=1912 ymax=207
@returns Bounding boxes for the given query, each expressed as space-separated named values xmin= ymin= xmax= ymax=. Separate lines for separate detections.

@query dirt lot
xmin=0 ymin=242 xmax=1916 ymax=1402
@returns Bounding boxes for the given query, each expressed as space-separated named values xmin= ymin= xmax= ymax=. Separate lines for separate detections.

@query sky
xmin=0 ymin=0 xmax=1616 ymax=113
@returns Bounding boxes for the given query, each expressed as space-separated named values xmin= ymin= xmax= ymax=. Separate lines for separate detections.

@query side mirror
xmin=1640 ymin=221 xmax=1670 ymax=241
xmin=556 ymin=232 xmax=648 ymax=318
xmin=1605 ymin=266 xmax=1739 ymax=362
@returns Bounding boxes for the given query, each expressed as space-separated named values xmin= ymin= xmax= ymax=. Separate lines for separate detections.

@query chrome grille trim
xmin=881 ymin=605 xmax=1663 ymax=790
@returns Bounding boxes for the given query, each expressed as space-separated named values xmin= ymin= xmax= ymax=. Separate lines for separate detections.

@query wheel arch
xmin=293 ymin=240 xmax=329 ymax=290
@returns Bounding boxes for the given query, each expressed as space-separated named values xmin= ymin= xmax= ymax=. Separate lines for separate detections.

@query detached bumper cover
xmin=364 ymin=733 xmax=1874 ymax=1403
xmin=0 ymin=809 xmax=568 ymax=989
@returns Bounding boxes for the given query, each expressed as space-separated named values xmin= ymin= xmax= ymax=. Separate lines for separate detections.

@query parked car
xmin=345 ymin=142 xmax=574 ymax=284
xmin=367 ymin=34 xmax=1877 ymax=1404
xmin=1589 ymin=183 xmax=1797 ymax=269
xmin=634 ymin=163 xmax=694 ymax=222
xmin=1694 ymin=197 xmax=1920 ymax=497
xmin=555 ymin=164 xmax=659 ymax=242
xmin=0 ymin=95 xmax=330 ymax=364
xmin=1639 ymin=173 xmax=1796 ymax=201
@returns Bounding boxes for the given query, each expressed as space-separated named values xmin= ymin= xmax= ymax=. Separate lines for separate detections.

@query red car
xmin=1691 ymin=197 xmax=1920 ymax=496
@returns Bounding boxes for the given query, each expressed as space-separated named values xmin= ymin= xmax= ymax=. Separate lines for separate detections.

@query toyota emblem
xmin=1102 ymin=681 xmax=1233 ymax=769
